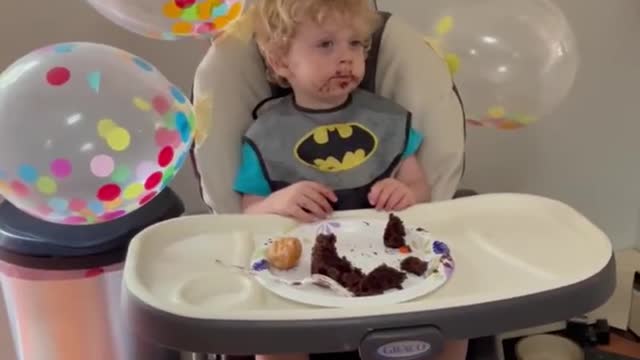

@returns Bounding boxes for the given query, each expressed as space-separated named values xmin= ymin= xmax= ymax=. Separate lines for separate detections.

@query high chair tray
xmin=123 ymin=193 xmax=615 ymax=356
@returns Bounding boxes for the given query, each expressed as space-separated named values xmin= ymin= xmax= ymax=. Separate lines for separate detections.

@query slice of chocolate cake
xmin=311 ymin=233 xmax=365 ymax=293
xmin=400 ymin=256 xmax=428 ymax=276
xmin=356 ymin=264 xmax=407 ymax=296
xmin=383 ymin=213 xmax=406 ymax=248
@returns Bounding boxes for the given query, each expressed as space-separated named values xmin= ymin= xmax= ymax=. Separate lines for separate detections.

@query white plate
xmin=249 ymin=218 xmax=455 ymax=308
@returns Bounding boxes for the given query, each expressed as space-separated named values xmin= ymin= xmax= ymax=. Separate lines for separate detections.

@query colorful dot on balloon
xmin=172 ymin=22 xmax=194 ymax=35
xmin=69 ymin=199 xmax=87 ymax=212
xmin=187 ymin=111 xmax=196 ymax=129
xmin=214 ymin=15 xmax=231 ymax=29
xmin=0 ymin=181 xmax=8 ymax=194
xmin=158 ymin=146 xmax=175 ymax=167
xmin=228 ymin=2 xmax=243 ymax=20
xmin=88 ymin=200 xmax=105 ymax=214
xmin=175 ymin=112 xmax=192 ymax=143
xmin=123 ymin=183 xmax=144 ymax=200
xmin=100 ymin=210 xmax=126 ymax=221
xmin=79 ymin=209 xmax=95 ymax=218
xmin=104 ymin=197 xmax=122 ymax=211
xmin=197 ymin=1 xmax=215 ymax=20
xmin=152 ymin=95 xmax=171 ymax=115
xmin=133 ymin=97 xmax=152 ymax=111
xmin=164 ymin=113 xmax=177 ymax=129
xmin=90 ymin=154 xmax=115 ymax=177
xmin=174 ymin=0 xmax=196 ymax=9
xmin=10 ymin=181 xmax=29 ymax=197
xmin=133 ymin=57 xmax=154 ymax=72
xmin=181 ymin=5 xmax=199 ymax=21
xmin=170 ymin=86 xmax=187 ymax=104
xmin=18 ymin=164 xmax=38 ymax=184
xmin=435 ymin=16 xmax=454 ymax=36
xmin=162 ymin=166 xmax=177 ymax=186
xmin=46 ymin=67 xmax=71 ymax=86
xmin=195 ymin=23 xmax=215 ymax=35
xmin=97 ymin=118 xmax=116 ymax=138
xmin=444 ymin=53 xmax=460 ymax=75
xmin=53 ymin=44 xmax=75 ymax=54
xmin=64 ymin=216 xmax=87 ymax=225
xmin=48 ymin=197 xmax=69 ymax=212
xmin=212 ymin=2 xmax=229 ymax=17
xmin=111 ymin=165 xmax=131 ymax=184
xmin=36 ymin=176 xmax=57 ymax=195
xmin=145 ymin=172 xmax=163 ymax=190
xmin=36 ymin=204 xmax=53 ymax=216
xmin=488 ymin=106 xmax=506 ymax=119
xmin=139 ymin=192 xmax=157 ymax=205
xmin=97 ymin=184 xmax=121 ymax=202
xmin=106 ymin=127 xmax=131 ymax=152
xmin=87 ymin=71 xmax=101 ymax=93
xmin=155 ymin=128 xmax=181 ymax=148
xmin=514 ymin=114 xmax=537 ymax=125
xmin=163 ymin=1 xmax=182 ymax=18
xmin=50 ymin=158 xmax=72 ymax=178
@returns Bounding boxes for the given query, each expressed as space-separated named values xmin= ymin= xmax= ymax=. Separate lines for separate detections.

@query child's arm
xmin=241 ymin=194 xmax=266 ymax=211
xmin=240 ymin=183 xmax=336 ymax=222
xmin=395 ymin=155 xmax=431 ymax=203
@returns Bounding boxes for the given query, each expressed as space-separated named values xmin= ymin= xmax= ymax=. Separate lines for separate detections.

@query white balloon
xmin=0 ymin=42 xmax=195 ymax=225
xmin=424 ymin=0 xmax=579 ymax=129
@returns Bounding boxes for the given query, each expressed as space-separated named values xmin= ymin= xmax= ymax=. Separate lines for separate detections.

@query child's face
xmin=275 ymin=16 xmax=368 ymax=106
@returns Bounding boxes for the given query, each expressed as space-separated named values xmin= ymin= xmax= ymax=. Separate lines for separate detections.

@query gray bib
xmin=245 ymin=90 xmax=411 ymax=210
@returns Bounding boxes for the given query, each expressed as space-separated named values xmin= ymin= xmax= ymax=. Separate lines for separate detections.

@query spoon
xmin=213 ymin=259 xmax=353 ymax=297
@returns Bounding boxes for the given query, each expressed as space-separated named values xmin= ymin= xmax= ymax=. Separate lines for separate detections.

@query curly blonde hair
xmin=248 ymin=0 xmax=381 ymax=87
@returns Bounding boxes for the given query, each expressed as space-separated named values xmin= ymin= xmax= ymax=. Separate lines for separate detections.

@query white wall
xmin=380 ymin=0 xmax=640 ymax=251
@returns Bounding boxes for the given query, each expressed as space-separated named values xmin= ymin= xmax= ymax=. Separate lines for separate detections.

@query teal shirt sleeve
xmin=233 ymin=142 xmax=272 ymax=197
xmin=402 ymin=128 xmax=424 ymax=159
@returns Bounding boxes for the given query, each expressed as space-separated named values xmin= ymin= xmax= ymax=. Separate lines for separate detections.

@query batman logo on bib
xmin=294 ymin=123 xmax=378 ymax=172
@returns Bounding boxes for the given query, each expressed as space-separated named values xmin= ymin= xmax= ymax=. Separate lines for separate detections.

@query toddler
xmin=233 ymin=0 xmax=468 ymax=359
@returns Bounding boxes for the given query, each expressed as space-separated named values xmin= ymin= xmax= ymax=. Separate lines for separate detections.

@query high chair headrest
xmin=192 ymin=13 xmax=466 ymax=214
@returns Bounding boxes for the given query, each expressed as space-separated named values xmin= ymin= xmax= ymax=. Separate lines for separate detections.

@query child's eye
xmin=350 ymin=40 xmax=364 ymax=47
xmin=318 ymin=40 xmax=334 ymax=48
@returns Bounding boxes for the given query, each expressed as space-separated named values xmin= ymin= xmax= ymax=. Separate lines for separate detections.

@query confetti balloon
xmin=424 ymin=0 xmax=579 ymax=130
xmin=87 ymin=0 xmax=245 ymax=40
xmin=0 ymin=42 xmax=195 ymax=225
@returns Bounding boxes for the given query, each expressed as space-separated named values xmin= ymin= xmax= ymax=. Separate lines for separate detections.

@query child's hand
xmin=262 ymin=181 xmax=337 ymax=223
xmin=368 ymin=178 xmax=417 ymax=211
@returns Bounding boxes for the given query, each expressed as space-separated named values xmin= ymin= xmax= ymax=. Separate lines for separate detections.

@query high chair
xmin=122 ymin=11 xmax=616 ymax=360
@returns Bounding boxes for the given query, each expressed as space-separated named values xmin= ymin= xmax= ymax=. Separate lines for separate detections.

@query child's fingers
xmin=290 ymin=206 xmax=316 ymax=223
xmin=300 ymin=195 xmax=328 ymax=219
xmin=307 ymin=182 xmax=337 ymax=202
xmin=368 ymin=180 xmax=386 ymax=205
xmin=386 ymin=190 xmax=406 ymax=211
xmin=304 ymin=191 xmax=333 ymax=214
xmin=376 ymin=183 xmax=396 ymax=211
